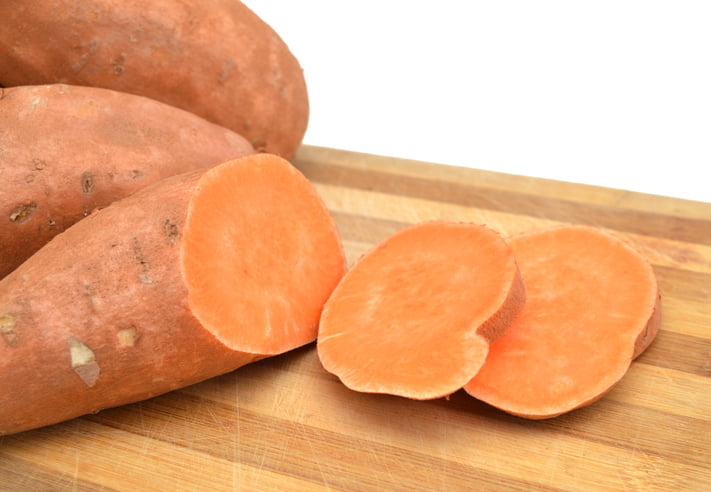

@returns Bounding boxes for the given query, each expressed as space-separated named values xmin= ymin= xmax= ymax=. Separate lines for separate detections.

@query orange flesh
xmin=317 ymin=222 xmax=524 ymax=400
xmin=181 ymin=154 xmax=346 ymax=355
xmin=464 ymin=225 xmax=660 ymax=418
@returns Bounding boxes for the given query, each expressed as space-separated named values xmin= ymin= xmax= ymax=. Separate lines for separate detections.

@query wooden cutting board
xmin=1 ymin=145 xmax=709 ymax=491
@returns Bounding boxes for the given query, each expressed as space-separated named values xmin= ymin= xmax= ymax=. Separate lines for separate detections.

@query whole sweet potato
xmin=0 ymin=83 xmax=254 ymax=278
xmin=0 ymin=0 xmax=309 ymax=157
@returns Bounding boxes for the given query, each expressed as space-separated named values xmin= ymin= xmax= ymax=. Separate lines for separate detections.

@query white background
xmin=249 ymin=1 xmax=710 ymax=203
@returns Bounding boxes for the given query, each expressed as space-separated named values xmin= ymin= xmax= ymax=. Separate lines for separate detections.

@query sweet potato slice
xmin=464 ymin=225 xmax=661 ymax=419
xmin=317 ymin=222 xmax=525 ymax=400
xmin=0 ymin=153 xmax=345 ymax=435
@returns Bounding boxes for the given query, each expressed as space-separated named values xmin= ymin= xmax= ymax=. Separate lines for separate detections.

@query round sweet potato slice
xmin=317 ymin=222 xmax=525 ymax=400
xmin=464 ymin=225 xmax=660 ymax=419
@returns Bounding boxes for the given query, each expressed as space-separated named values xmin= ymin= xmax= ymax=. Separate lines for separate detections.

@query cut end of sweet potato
xmin=317 ymin=221 xmax=525 ymax=400
xmin=464 ymin=225 xmax=660 ymax=419
xmin=181 ymin=154 xmax=346 ymax=356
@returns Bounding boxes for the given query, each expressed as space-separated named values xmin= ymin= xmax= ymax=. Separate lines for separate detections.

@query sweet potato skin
xmin=0 ymin=0 xmax=309 ymax=157
xmin=0 ymin=83 xmax=254 ymax=279
xmin=0 ymin=170 xmax=259 ymax=436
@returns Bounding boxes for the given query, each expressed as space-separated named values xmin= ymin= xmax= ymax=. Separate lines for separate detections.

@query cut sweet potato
xmin=0 ymin=83 xmax=255 ymax=279
xmin=317 ymin=222 xmax=525 ymax=400
xmin=0 ymin=153 xmax=345 ymax=435
xmin=464 ymin=225 xmax=661 ymax=419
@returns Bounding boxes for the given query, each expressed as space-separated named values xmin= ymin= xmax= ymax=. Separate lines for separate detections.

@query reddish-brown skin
xmin=0 ymin=170 xmax=260 ymax=436
xmin=0 ymin=83 xmax=254 ymax=279
xmin=0 ymin=0 xmax=309 ymax=158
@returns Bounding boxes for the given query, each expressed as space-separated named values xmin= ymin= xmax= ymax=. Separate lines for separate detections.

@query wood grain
xmin=1 ymin=145 xmax=709 ymax=491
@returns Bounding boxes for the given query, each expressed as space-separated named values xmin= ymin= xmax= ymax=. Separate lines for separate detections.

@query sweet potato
xmin=317 ymin=222 xmax=525 ymax=400
xmin=0 ymin=0 xmax=308 ymax=157
xmin=464 ymin=225 xmax=661 ymax=418
xmin=0 ymin=153 xmax=346 ymax=435
xmin=0 ymin=83 xmax=255 ymax=279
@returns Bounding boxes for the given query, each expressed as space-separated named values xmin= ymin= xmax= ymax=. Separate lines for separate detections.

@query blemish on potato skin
xmin=83 ymin=281 xmax=100 ymax=312
xmin=0 ymin=314 xmax=19 ymax=346
xmin=68 ymin=337 xmax=100 ymax=387
xmin=30 ymin=97 xmax=47 ymax=111
xmin=117 ymin=326 xmax=139 ymax=347
xmin=72 ymin=40 xmax=99 ymax=73
xmin=9 ymin=202 xmax=37 ymax=223
xmin=219 ymin=57 xmax=235 ymax=82
xmin=81 ymin=171 xmax=94 ymax=194
xmin=249 ymin=136 xmax=267 ymax=153
xmin=132 ymin=237 xmax=152 ymax=284
xmin=129 ymin=169 xmax=145 ymax=180
xmin=32 ymin=158 xmax=47 ymax=170
xmin=164 ymin=218 xmax=180 ymax=245
xmin=111 ymin=53 xmax=126 ymax=75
